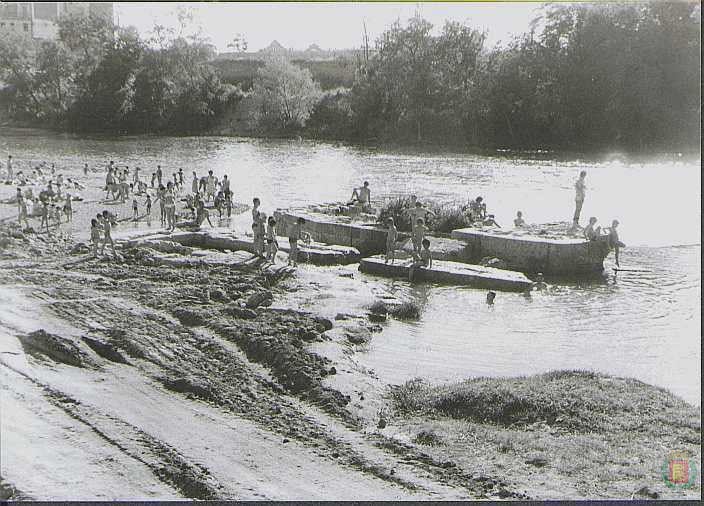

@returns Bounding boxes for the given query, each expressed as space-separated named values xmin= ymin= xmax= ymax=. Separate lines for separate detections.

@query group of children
xmin=89 ymin=210 xmax=118 ymax=257
xmin=251 ymin=197 xmax=311 ymax=266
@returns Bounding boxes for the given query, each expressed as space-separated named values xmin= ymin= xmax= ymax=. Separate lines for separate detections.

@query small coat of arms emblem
xmin=662 ymin=450 xmax=698 ymax=489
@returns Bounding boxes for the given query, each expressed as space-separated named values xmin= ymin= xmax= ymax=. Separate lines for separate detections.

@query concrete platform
xmin=116 ymin=227 xmax=360 ymax=265
xmin=451 ymin=227 xmax=610 ymax=276
xmin=358 ymin=255 xmax=532 ymax=292
xmin=273 ymin=207 xmax=387 ymax=255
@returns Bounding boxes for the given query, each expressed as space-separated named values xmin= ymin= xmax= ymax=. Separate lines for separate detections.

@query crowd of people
xmin=2 ymin=154 xmax=624 ymax=270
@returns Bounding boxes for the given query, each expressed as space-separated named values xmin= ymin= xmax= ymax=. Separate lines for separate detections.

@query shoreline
xmin=1 ymin=124 xmax=701 ymax=163
xmin=0 ymin=220 xmax=700 ymax=500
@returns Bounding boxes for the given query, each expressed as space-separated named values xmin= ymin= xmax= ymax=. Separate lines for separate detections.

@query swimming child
xmin=132 ymin=197 xmax=139 ymax=221
xmin=514 ymin=211 xmax=526 ymax=228
xmin=266 ymin=216 xmax=278 ymax=262
xmin=409 ymin=238 xmax=432 ymax=282
xmin=385 ymin=217 xmax=398 ymax=264
xmin=191 ymin=172 xmax=198 ymax=194
xmin=146 ymin=194 xmax=152 ymax=215
xmin=83 ymin=163 xmax=89 ymax=176
xmin=486 ymin=291 xmax=496 ymax=305
xmin=287 ymin=217 xmax=311 ymax=267
xmin=90 ymin=218 xmax=101 ymax=256
xmin=583 ymin=217 xmax=601 ymax=241
xmin=530 ymin=272 xmax=548 ymax=291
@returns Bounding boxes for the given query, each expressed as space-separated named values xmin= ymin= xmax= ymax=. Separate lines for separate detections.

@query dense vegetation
xmin=0 ymin=2 xmax=700 ymax=152
xmin=0 ymin=12 xmax=240 ymax=133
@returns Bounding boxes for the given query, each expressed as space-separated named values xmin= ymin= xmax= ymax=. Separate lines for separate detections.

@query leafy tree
xmin=251 ymin=57 xmax=322 ymax=133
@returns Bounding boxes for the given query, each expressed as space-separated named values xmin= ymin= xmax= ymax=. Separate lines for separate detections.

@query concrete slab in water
xmin=117 ymin=227 xmax=360 ymax=265
xmin=274 ymin=208 xmax=387 ymax=255
xmin=358 ymin=255 xmax=532 ymax=292
xmin=451 ymin=227 xmax=610 ymax=276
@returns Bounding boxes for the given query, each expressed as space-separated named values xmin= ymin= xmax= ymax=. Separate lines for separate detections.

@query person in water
xmin=531 ymin=273 xmax=548 ymax=291
xmin=583 ymin=217 xmax=601 ymax=241
xmin=607 ymin=219 xmax=626 ymax=267
xmin=486 ymin=291 xmax=496 ymax=305
xmin=514 ymin=211 xmax=526 ymax=228
xmin=409 ymin=238 xmax=432 ymax=282
xmin=385 ymin=217 xmax=398 ymax=264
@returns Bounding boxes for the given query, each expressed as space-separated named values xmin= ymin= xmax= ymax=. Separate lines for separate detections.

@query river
xmin=1 ymin=129 xmax=700 ymax=405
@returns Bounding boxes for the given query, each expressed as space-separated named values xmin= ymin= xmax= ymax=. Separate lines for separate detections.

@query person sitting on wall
xmin=349 ymin=181 xmax=372 ymax=213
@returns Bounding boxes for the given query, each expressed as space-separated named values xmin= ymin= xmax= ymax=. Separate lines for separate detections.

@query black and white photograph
xmin=0 ymin=0 xmax=700 ymax=501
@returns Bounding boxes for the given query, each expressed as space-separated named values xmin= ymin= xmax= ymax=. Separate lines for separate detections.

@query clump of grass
xmin=389 ymin=301 xmax=421 ymax=320
xmin=368 ymin=300 xmax=390 ymax=315
xmin=377 ymin=197 xmax=414 ymax=232
xmin=388 ymin=370 xmax=701 ymax=436
xmin=377 ymin=198 xmax=473 ymax=234
xmin=367 ymin=300 xmax=421 ymax=320
xmin=413 ymin=429 xmax=444 ymax=446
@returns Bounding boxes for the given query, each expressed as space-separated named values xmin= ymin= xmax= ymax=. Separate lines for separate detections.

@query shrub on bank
xmin=388 ymin=370 xmax=701 ymax=435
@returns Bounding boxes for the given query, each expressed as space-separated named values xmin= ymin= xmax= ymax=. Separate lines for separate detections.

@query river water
xmin=1 ymin=130 xmax=700 ymax=405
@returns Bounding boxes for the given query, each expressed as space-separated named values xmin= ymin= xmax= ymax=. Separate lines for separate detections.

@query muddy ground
xmin=0 ymin=221 xmax=533 ymax=500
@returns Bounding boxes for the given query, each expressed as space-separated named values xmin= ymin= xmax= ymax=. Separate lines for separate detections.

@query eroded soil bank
xmin=0 ymin=222 xmax=700 ymax=500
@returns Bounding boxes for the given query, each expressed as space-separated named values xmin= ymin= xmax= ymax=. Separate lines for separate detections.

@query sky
xmin=114 ymin=2 xmax=543 ymax=52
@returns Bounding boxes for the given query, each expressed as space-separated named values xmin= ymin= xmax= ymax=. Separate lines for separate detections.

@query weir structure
xmin=274 ymin=205 xmax=611 ymax=277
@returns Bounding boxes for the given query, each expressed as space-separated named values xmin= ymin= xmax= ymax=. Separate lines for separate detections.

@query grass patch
xmin=413 ymin=429 xmax=444 ymax=446
xmin=368 ymin=300 xmax=390 ymax=315
xmin=388 ymin=370 xmax=701 ymax=436
xmin=377 ymin=197 xmax=473 ymax=234
xmin=390 ymin=301 xmax=421 ymax=320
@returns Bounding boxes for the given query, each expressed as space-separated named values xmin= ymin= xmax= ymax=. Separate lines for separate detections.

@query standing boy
xmin=287 ymin=217 xmax=311 ymax=267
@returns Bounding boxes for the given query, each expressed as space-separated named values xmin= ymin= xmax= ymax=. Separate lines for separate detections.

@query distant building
xmin=214 ymin=40 xmax=365 ymax=62
xmin=0 ymin=2 xmax=113 ymax=41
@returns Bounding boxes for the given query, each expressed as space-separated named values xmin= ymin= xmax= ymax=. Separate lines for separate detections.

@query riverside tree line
xmin=0 ymin=2 xmax=700 ymax=152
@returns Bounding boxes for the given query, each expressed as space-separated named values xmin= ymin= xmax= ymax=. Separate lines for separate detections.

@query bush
xmin=377 ymin=198 xmax=473 ymax=234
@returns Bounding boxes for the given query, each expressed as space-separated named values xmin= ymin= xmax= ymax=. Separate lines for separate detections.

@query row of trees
xmin=1 ymin=2 xmax=700 ymax=151
xmin=251 ymin=2 xmax=700 ymax=152
xmin=0 ymin=10 xmax=240 ymax=133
